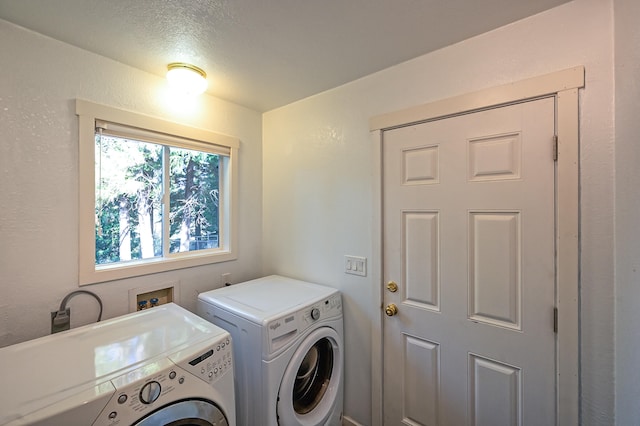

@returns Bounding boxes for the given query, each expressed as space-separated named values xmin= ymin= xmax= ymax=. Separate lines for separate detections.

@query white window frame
xmin=77 ymin=100 xmax=239 ymax=285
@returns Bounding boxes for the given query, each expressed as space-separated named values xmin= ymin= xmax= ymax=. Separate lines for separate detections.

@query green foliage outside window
xmin=95 ymin=134 xmax=220 ymax=265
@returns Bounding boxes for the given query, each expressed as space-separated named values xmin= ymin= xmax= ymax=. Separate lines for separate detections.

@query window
xmin=77 ymin=100 xmax=239 ymax=284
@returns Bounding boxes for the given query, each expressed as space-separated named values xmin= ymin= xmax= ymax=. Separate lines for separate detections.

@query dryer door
xmin=277 ymin=327 xmax=343 ymax=426
xmin=134 ymin=399 xmax=228 ymax=426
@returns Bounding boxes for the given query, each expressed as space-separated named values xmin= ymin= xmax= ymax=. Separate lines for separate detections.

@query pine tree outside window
xmin=77 ymin=100 xmax=239 ymax=285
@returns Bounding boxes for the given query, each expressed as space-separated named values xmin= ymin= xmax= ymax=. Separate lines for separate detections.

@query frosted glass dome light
xmin=166 ymin=63 xmax=208 ymax=96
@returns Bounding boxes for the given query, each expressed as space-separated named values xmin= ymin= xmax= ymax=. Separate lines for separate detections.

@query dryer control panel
xmin=93 ymin=335 xmax=233 ymax=425
xmin=176 ymin=335 xmax=233 ymax=385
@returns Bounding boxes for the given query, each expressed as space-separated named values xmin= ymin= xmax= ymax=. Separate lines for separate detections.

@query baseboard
xmin=342 ymin=415 xmax=364 ymax=426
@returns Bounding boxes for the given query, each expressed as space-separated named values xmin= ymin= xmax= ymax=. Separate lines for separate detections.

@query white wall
xmin=263 ymin=0 xmax=615 ymax=424
xmin=0 ymin=20 xmax=264 ymax=345
xmin=614 ymin=0 xmax=640 ymax=423
xmin=1 ymin=0 xmax=627 ymax=423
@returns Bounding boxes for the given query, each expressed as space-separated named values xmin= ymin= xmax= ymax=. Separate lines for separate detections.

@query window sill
xmin=80 ymin=250 xmax=237 ymax=285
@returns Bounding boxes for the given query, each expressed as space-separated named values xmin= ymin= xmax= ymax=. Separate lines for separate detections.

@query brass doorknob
xmin=386 ymin=281 xmax=398 ymax=292
xmin=385 ymin=303 xmax=398 ymax=317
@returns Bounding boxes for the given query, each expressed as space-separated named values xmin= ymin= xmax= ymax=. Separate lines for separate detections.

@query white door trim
xmin=370 ymin=66 xmax=583 ymax=426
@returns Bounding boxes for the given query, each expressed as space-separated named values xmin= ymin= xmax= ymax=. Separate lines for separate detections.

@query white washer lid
xmin=198 ymin=275 xmax=339 ymax=324
xmin=0 ymin=303 xmax=228 ymax=424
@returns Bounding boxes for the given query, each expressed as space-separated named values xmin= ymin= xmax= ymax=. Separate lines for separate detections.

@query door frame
xmin=370 ymin=66 xmax=584 ymax=426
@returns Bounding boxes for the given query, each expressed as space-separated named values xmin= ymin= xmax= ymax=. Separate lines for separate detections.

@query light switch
xmin=345 ymin=255 xmax=367 ymax=276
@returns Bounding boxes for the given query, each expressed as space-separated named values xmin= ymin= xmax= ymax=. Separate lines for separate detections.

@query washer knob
xmin=311 ymin=308 xmax=320 ymax=320
xmin=139 ymin=381 xmax=161 ymax=404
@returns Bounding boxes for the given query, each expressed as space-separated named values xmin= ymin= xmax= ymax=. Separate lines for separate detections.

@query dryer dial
xmin=139 ymin=381 xmax=161 ymax=404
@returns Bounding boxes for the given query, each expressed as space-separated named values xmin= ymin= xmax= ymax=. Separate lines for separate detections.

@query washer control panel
xmin=302 ymin=293 xmax=342 ymax=325
xmin=267 ymin=293 xmax=341 ymax=354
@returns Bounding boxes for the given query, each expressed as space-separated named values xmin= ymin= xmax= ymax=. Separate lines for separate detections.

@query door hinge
xmin=553 ymin=135 xmax=558 ymax=161
xmin=553 ymin=307 xmax=558 ymax=333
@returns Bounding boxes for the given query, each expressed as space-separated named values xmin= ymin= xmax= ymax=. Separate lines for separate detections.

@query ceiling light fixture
xmin=166 ymin=62 xmax=208 ymax=96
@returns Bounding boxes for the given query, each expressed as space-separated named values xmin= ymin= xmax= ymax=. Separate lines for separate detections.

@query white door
xmin=382 ymin=97 xmax=556 ymax=426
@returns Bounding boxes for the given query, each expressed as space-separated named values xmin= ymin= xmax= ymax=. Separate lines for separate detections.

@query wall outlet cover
xmin=221 ymin=272 xmax=232 ymax=286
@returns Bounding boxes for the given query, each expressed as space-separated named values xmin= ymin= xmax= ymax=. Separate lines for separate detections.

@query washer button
xmin=117 ymin=394 xmax=127 ymax=404
xmin=169 ymin=371 xmax=177 ymax=380
xmin=109 ymin=411 xmax=117 ymax=420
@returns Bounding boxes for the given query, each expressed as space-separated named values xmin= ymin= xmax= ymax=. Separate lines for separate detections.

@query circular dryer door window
xmin=277 ymin=327 xmax=343 ymax=426
xmin=133 ymin=399 xmax=228 ymax=426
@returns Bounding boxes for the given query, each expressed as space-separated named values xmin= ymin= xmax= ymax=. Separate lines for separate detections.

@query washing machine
xmin=0 ymin=303 xmax=235 ymax=426
xmin=197 ymin=275 xmax=343 ymax=426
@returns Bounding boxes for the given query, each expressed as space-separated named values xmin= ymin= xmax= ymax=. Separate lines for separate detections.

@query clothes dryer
xmin=198 ymin=275 xmax=343 ymax=426
xmin=0 ymin=303 xmax=235 ymax=426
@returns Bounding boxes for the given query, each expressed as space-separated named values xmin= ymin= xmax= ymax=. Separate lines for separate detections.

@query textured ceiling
xmin=0 ymin=0 xmax=571 ymax=111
